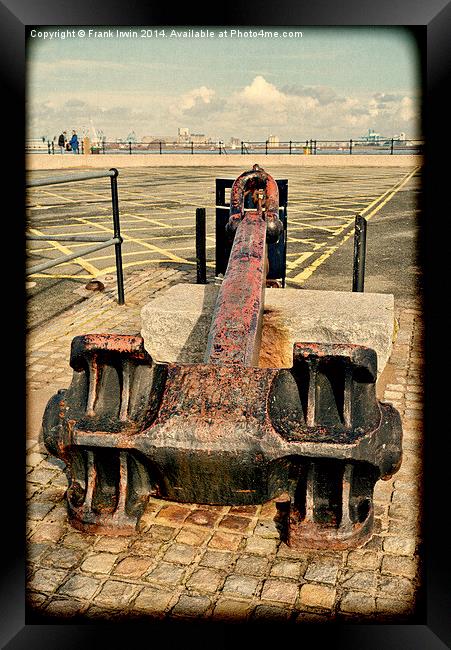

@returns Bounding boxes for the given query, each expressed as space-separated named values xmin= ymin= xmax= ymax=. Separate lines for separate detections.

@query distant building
xmin=142 ymin=135 xmax=173 ymax=143
xmin=362 ymin=128 xmax=382 ymax=143
xmin=230 ymin=137 xmax=241 ymax=148
xmin=268 ymin=135 xmax=279 ymax=147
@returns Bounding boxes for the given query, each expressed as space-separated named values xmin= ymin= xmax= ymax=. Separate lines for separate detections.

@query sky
xmin=26 ymin=26 xmax=422 ymax=142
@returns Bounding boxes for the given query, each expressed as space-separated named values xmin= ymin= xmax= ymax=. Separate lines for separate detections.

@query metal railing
xmin=28 ymin=138 xmax=424 ymax=156
xmin=26 ymin=168 xmax=125 ymax=305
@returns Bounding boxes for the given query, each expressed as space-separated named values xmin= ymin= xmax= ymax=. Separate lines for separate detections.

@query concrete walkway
xmin=26 ymin=266 xmax=423 ymax=623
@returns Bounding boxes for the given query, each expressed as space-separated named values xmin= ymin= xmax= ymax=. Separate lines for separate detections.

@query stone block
xmin=141 ymin=284 xmax=394 ymax=375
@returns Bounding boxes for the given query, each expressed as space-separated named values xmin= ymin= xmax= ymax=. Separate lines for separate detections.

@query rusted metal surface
xmin=42 ymin=166 xmax=402 ymax=549
xmin=226 ymin=163 xmax=283 ymax=244
xmin=205 ymin=210 xmax=267 ymax=366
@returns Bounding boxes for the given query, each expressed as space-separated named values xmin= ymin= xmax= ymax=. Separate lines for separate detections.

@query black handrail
xmin=33 ymin=138 xmax=424 ymax=155
xmin=26 ymin=168 xmax=125 ymax=305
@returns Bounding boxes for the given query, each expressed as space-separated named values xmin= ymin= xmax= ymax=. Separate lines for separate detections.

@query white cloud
xmin=27 ymin=73 xmax=421 ymax=140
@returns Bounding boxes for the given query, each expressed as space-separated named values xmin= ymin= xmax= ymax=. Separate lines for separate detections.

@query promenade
xmin=26 ymin=162 xmax=424 ymax=623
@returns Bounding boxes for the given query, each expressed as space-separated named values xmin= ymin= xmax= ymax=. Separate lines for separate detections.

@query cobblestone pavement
xmin=26 ymin=263 xmax=423 ymax=623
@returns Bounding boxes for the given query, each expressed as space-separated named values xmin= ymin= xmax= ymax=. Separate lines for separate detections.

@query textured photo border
xmin=2 ymin=1 xmax=450 ymax=647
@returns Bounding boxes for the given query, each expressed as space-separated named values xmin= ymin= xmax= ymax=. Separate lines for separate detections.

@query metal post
xmin=51 ymin=141 xmax=54 ymax=155
xmin=109 ymin=168 xmax=125 ymax=305
xmin=289 ymin=140 xmax=292 ymax=155
xmin=47 ymin=141 xmax=51 ymax=155
xmin=241 ymin=141 xmax=244 ymax=155
xmin=81 ymin=140 xmax=84 ymax=154
xmin=314 ymin=140 xmax=317 ymax=155
xmin=191 ymin=141 xmax=194 ymax=155
xmin=102 ymin=140 xmax=105 ymax=154
xmin=350 ymin=139 xmax=353 ymax=155
xmin=265 ymin=140 xmax=268 ymax=155
xmin=159 ymin=141 xmax=162 ymax=154
xmin=196 ymin=208 xmax=207 ymax=285
xmin=390 ymin=138 xmax=394 ymax=155
xmin=219 ymin=141 xmax=222 ymax=155
xmin=352 ymin=214 xmax=367 ymax=292
xmin=129 ymin=141 xmax=132 ymax=155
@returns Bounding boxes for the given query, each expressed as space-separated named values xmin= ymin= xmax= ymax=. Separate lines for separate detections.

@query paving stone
xmin=45 ymin=597 xmax=87 ymax=618
xmin=155 ymin=504 xmax=191 ymax=524
xmin=375 ymin=597 xmax=415 ymax=616
xmin=175 ymin=527 xmax=211 ymax=546
xmin=93 ymin=579 xmax=140 ymax=607
xmin=244 ymin=536 xmax=278 ymax=556
xmin=253 ymin=520 xmax=280 ymax=539
xmin=252 ymin=605 xmax=292 ymax=622
xmin=222 ymin=575 xmax=260 ymax=598
xmin=212 ymin=598 xmax=253 ymax=621
xmin=381 ymin=554 xmax=418 ymax=578
xmin=270 ymin=559 xmax=304 ymax=580
xmin=186 ymin=567 xmax=224 ymax=593
xmin=113 ymin=555 xmax=154 ymax=577
xmin=304 ymin=561 xmax=340 ymax=585
xmin=62 ymin=532 xmax=95 ymax=550
xmin=377 ymin=574 xmax=415 ymax=598
xmin=218 ymin=514 xmax=253 ymax=532
xmin=27 ymin=542 xmax=53 ymax=563
xmin=94 ymin=536 xmax=132 ymax=553
xmin=346 ymin=551 xmax=381 ymax=571
xmin=27 ymin=591 xmax=48 ymax=608
xmin=229 ymin=505 xmax=259 ymax=517
xmin=383 ymin=536 xmax=416 ymax=556
xmin=341 ymin=569 xmax=376 ymax=592
xmin=339 ymin=591 xmax=376 ymax=614
xmin=162 ymin=544 xmax=198 ymax=565
xmin=81 ymin=553 xmax=117 ymax=574
xmin=146 ymin=562 xmax=185 ymax=586
xmin=234 ymin=554 xmax=269 ymax=577
xmin=298 ymin=584 xmax=336 ymax=610
xmin=171 ymin=594 xmax=212 ymax=618
xmin=41 ymin=546 xmax=83 ymax=570
xmin=28 ymin=568 xmax=68 ymax=594
xmin=57 ymin=574 xmax=102 ymax=600
xmin=208 ymin=532 xmax=242 ymax=551
xmin=184 ymin=509 xmax=222 ymax=528
xmin=30 ymin=522 xmax=65 ymax=543
xmin=133 ymin=586 xmax=174 ymax=612
xmin=27 ymin=501 xmax=55 ymax=520
xmin=147 ymin=524 xmax=177 ymax=541
xmin=261 ymin=579 xmax=299 ymax=605
xmin=199 ymin=549 xmax=234 ymax=570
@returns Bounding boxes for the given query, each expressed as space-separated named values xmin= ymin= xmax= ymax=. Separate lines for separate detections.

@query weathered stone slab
xmin=140 ymin=284 xmax=395 ymax=375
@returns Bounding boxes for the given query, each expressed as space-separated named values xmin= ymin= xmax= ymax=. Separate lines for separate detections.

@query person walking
xmin=58 ymin=131 xmax=67 ymax=154
xmin=69 ymin=130 xmax=79 ymax=154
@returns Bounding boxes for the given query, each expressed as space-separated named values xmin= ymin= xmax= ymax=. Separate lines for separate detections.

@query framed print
xmin=2 ymin=1 xmax=450 ymax=647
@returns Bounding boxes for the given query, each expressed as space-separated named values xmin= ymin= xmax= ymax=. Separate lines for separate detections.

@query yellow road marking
xmin=288 ymin=166 xmax=419 ymax=284
xmin=72 ymin=215 xmax=189 ymax=264
xmin=27 ymin=227 xmax=100 ymax=277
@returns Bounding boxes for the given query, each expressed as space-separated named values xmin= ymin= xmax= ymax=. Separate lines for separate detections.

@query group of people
xmin=57 ymin=130 xmax=79 ymax=154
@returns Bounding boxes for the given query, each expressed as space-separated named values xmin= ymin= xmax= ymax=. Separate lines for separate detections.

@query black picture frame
xmin=3 ymin=1 xmax=450 ymax=647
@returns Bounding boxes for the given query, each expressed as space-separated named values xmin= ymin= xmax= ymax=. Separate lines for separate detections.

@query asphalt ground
xmin=26 ymin=165 xmax=422 ymax=329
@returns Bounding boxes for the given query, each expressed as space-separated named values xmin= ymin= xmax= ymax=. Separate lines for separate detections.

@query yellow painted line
xmin=128 ymin=214 xmax=173 ymax=229
xmin=36 ymin=190 xmax=78 ymax=203
xmin=72 ymin=215 xmax=189 ymax=264
xmin=30 ymin=273 xmax=93 ymax=279
xmin=294 ymin=212 xmax=352 ymax=220
xmin=288 ymin=166 xmax=419 ymax=285
xmin=286 ymin=251 xmax=315 ymax=269
xmin=27 ymin=227 xmax=100 ymax=277
xmin=288 ymin=223 xmax=339 ymax=234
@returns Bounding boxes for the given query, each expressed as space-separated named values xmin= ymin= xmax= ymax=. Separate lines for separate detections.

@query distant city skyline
xmin=27 ymin=27 xmax=422 ymax=141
